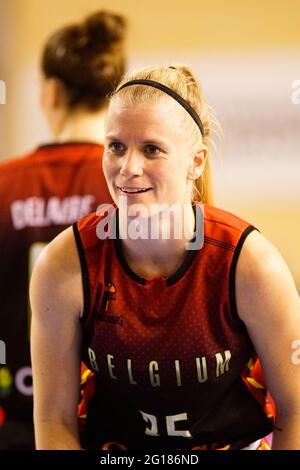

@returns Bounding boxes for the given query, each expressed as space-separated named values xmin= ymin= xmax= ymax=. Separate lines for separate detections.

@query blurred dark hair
xmin=41 ymin=11 xmax=127 ymax=110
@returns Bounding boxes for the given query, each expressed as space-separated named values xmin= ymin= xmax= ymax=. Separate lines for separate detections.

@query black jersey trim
xmin=114 ymin=206 xmax=199 ymax=287
xmin=73 ymin=222 xmax=90 ymax=323
xmin=167 ymin=204 xmax=200 ymax=286
xmin=166 ymin=248 xmax=197 ymax=286
xmin=37 ymin=141 xmax=101 ymax=150
xmin=229 ymin=225 xmax=257 ymax=325
xmin=204 ymin=236 xmax=235 ymax=251
xmin=114 ymin=209 xmax=146 ymax=285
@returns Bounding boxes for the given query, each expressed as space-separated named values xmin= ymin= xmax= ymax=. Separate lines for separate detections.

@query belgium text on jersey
xmin=0 ymin=340 xmax=6 ymax=365
xmin=96 ymin=198 xmax=205 ymax=250
xmin=88 ymin=348 xmax=232 ymax=387
xmin=0 ymin=80 xmax=5 ymax=104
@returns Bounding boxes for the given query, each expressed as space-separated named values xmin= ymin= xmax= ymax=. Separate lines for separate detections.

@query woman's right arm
xmin=30 ymin=227 xmax=83 ymax=449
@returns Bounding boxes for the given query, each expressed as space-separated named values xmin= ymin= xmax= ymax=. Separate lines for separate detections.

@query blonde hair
xmin=111 ymin=65 xmax=220 ymax=204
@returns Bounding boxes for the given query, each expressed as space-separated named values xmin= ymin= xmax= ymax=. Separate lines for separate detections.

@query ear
xmin=40 ymin=77 xmax=66 ymax=111
xmin=188 ymin=146 xmax=208 ymax=180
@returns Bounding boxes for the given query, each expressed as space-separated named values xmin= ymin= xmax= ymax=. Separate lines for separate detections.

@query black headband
xmin=116 ymin=79 xmax=204 ymax=136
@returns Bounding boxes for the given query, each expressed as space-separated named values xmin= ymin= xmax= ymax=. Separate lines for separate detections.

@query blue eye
xmin=109 ymin=142 xmax=125 ymax=153
xmin=144 ymin=145 xmax=160 ymax=155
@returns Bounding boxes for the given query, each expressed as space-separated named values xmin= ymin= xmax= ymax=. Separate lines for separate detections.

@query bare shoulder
xmin=236 ymin=229 xmax=299 ymax=325
xmin=237 ymin=229 xmax=289 ymax=280
xmin=36 ymin=226 xmax=80 ymax=274
xmin=30 ymin=226 xmax=83 ymax=319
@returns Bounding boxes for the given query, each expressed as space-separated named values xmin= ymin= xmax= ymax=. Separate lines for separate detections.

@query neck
xmin=119 ymin=204 xmax=196 ymax=279
xmin=56 ymin=109 xmax=106 ymax=144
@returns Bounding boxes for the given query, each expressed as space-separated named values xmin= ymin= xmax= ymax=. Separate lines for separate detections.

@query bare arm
xmin=30 ymin=227 xmax=83 ymax=449
xmin=236 ymin=230 xmax=300 ymax=450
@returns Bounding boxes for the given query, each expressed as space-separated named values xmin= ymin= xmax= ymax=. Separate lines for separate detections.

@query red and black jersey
xmin=74 ymin=205 xmax=274 ymax=450
xmin=0 ymin=142 xmax=112 ymax=449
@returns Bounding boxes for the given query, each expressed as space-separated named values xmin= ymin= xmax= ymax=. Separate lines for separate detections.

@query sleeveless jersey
xmin=74 ymin=205 xmax=274 ymax=450
xmin=0 ymin=142 xmax=112 ymax=449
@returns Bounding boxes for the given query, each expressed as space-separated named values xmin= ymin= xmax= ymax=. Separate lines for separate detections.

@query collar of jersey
xmin=114 ymin=206 xmax=199 ymax=287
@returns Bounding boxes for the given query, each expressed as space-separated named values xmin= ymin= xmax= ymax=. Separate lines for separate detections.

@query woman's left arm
xmin=236 ymin=230 xmax=300 ymax=450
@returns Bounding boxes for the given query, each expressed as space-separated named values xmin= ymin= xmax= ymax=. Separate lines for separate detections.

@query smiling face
xmin=103 ymin=97 xmax=206 ymax=216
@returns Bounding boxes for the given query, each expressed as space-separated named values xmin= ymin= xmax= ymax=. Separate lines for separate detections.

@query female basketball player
xmin=30 ymin=65 xmax=300 ymax=450
xmin=0 ymin=10 xmax=126 ymax=449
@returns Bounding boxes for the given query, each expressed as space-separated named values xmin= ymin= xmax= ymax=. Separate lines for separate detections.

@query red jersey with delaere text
xmin=75 ymin=205 xmax=274 ymax=450
xmin=0 ymin=142 xmax=112 ymax=449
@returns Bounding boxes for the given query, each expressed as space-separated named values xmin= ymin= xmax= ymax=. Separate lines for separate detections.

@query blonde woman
xmin=31 ymin=65 xmax=300 ymax=450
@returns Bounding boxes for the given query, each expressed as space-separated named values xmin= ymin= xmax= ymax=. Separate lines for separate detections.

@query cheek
xmin=102 ymin=156 xmax=109 ymax=180
xmin=169 ymin=157 xmax=191 ymax=182
xmin=103 ymin=155 xmax=117 ymax=180
xmin=152 ymin=163 xmax=172 ymax=185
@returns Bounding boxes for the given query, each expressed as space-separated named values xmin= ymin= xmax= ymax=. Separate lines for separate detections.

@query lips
xmin=117 ymin=186 xmax=152 ymax=194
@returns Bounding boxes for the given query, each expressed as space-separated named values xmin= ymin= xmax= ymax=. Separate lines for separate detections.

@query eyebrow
xmin=105 ymin=135 xmax=170 ymax=147
xmin=141 ymin=139 xmax=170 ymax=147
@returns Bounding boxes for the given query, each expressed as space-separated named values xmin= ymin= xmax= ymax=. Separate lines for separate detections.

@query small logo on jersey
xmin=98 ymin=314 xmax=123 ymax=326
xmin=103 ymin=283 xmax=117 ymax=311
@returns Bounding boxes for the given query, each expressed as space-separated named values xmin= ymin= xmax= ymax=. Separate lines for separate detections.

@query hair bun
xmin=42 ymin=9 xmax=127 ymax=110
xmin=84 ymin=10 xmax=126 ymax=47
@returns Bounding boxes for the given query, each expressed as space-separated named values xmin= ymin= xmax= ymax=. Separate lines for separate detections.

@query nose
xmin=120 ymin=150 xmax=143 ymax=178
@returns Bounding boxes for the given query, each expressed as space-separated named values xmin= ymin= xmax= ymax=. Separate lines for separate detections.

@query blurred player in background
xmin=0 ymin=10 xmax=127 ymax=449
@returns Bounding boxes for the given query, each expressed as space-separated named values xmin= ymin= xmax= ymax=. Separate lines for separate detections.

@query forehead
xmin=105 ymin=97 xmax=186 ymax=140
